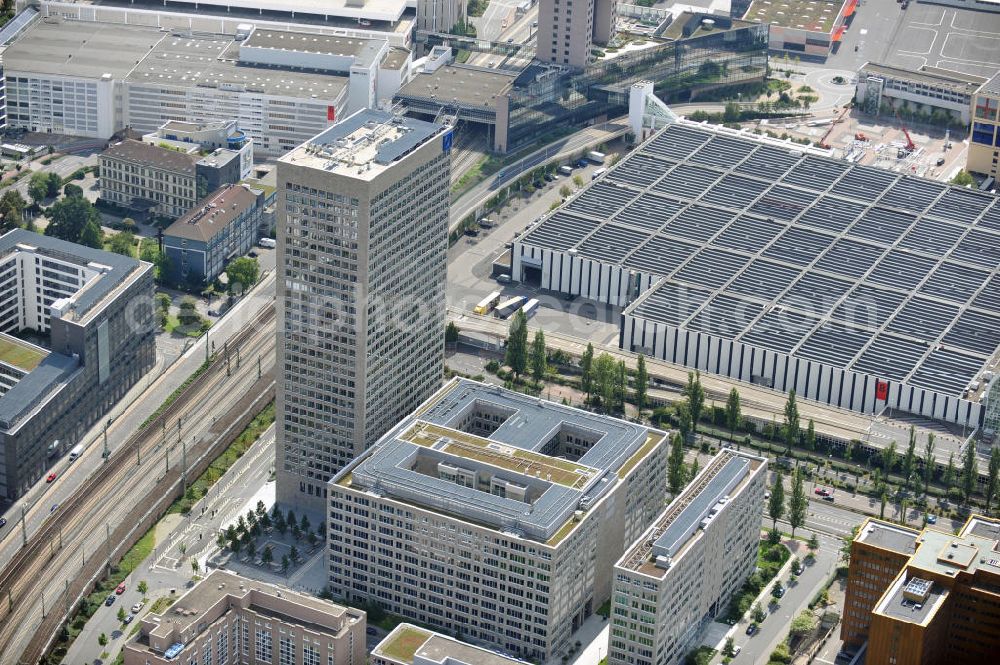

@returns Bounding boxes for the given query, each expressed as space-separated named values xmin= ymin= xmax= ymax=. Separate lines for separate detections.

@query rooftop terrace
xmin=373 ymin=624 xmax=528 ymax=665
xmin=0 ymin=334 xmax=47 ymax=373
xmin=334 ymin=378 xmax=665 ymax=544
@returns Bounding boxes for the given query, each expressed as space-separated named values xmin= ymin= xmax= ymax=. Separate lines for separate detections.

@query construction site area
xmin=754 ymin=108 xmax=963 ymax=181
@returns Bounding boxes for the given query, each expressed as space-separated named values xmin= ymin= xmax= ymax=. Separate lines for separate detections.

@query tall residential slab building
xmin=610 ymin=450 xmax=768 ymax=665
xmin=275 ymin=109 xmax=451 ymax=513
xmin=536 ymin=0 xmax=616 ymax=69
xmin=842 ymin=516 xmax=1000 ymax=665
xmin=327 ymin=378 xmax=669 ymax=662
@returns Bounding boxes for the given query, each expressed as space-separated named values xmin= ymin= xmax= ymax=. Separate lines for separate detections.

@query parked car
xmin=105 ymin=595 xmax=116 ymax=606
xmin=50 ymin=504 xmax=59 ymax=513
xmin=772 ymin=584 xmax=785 ymax=598
xmin=732 ymin=646 xmax=742 ymax=656
xmin=926 ymin=514 xmax=937 ymax=524
xmin=132 ymin=601 xmax=145 ymax=613
xmin=366 ymin=627 xmax=378 ymax=636
xmin=746 ymin=623 xmax=758 ymax=636
xmin=822 ymin=494 xmax=835 ymax=502
xmin=46 ymin=472 xmax=57 ymax=483
xmin=0 ymin=517 xmax=6 ymax=529
xmin=496 ymin=274 xmax=512 ymax=284
xmin=814 ymin=487 xmax=829 ymax=496
xmin=248 ymin=250 xmax=258 ymax=258
xmin=116 ymin=582 xmax=127 ymax=595
xmin=123 ymin=614 xmax=134 ymax=626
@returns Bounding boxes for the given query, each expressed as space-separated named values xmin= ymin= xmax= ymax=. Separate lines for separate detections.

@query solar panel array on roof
xmin=519 ymin=123 xmax=1000 ymax=398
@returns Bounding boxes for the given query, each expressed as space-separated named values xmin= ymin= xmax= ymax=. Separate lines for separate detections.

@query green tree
xmin=675 ymin=401 xmax=693 ymax=442
xmin=923 ymin=433 xmax=936 ymax=496
xmin=300 ymin=513 xmax=310 ymax=532
xmin=592 ymin=353 xmax=618 ymax=408
xmin=723 ymin=102 xmax=741 ymax=123
xmin=281 ymin=554 xmax=290 ymax=573
xmin=725 ymin=387 xmax=741 ymax=441
xmin=788 ymin=467 xmax=807 ymax=538
xmin=683 ymin=371 xmax=705 ymax=439
xmin=782 ymin=390 xmax=800 ymax=455
xmin=261 ymin=545 xmax=273 ymax=565
xmin=752 ymin=602 xmax=767 ymax=623
xmin=689 ymin=456 xmax=700 ymax=481
xmin=117 ymin=607 xmax=126 ymax=623
xmin=445 ymin=321 xmax=459 ymax=346
xmin=789 ymin=611 xmax=818 ymax=637
xmin=635 ymin=354 xmax=648 ymax=414
xmin=45 ymin=196 xmax=100 ymax=244
xmin=78 ymin=219 xmax=103 ymax=249
xmin=808 ymin=533 xmax=819 ymax=551
xmin=668 ymin=433 xmax=687 ymax=495
xmin=28 ymin=171 xmax=49 ymax=204
xmin=225 ymin=256 xmax=260 ymax=291
xmin=137 ymin=580 xmax=148 ymax=596
xmin=616 ymin=360 xmax=627 ymax=412
xmin=580 ymin=343 xmax=594 ymax=402
xmin=0 ymin=191 xmax=27 ymax=232
xmin=191 ymin=558 xmax=199 ymax=575
xmin=944 ymin=452 xmax=956 ymax=488
xmin=882 ymin=441 xmax=898 ymax=475
xmin=988 ymin=446 xmax=1000 ymax=515
xmin=505 ymin=309 xmax=528 ymax=378
xmin=722 ymin=637 xmax=736 ymax=658
xmin=98 ymin=633 xmax=108 ymax=647
xmin=803 ymin=419 xmax=816 ymax=452
xmin=961 ymin=441 xmax=978 ymax=506
xmin=768 ymin=470 xmax=785 ymax=530
xmin=108 ymin=231 xmax=136 ymax=257
xmin=45 ymin=172 xmax=62 ymax=198
xmin=63 ymin=182 xmax=84 ymax=199
xmin=950 ymin=170 xmax=974 ymax=187
xmin=530 ymin=329 xmax=547 ymax=382
xmin=902 ymin=426 xmax=917 ymax=493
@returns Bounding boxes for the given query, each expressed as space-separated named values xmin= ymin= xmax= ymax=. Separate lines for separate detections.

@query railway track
xmin=0 ymin=303 xmax=278 ymax=664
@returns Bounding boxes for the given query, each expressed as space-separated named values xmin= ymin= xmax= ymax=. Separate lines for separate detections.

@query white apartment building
xmin=275 ymin=109 xmax=451 ymax=514
xmin=610 ymin=450 xmax=768 ymax=665
xmin=327 ymin=378 xmax=669 ymax=662
xmin=1 ymin=18 xmax=413 ymax=157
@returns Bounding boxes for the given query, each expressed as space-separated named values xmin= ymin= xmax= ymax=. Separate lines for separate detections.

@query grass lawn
xmin=0 ymin=334 xmax=46 ymax=371
xmin=378 ymin=626 xmax=430 ymax=661
xmin=149 ymin=596 xmax=177 ymax=615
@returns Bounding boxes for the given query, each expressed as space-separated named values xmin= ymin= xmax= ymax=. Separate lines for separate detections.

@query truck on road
xmin=68 ymin=443 xmax=84 ymax=462
xmin=474 ymin=291 xmax=503 ymax=315
xmin=521 ymin=298 xmax=540 ymax=319
xmin=587 ymin=150 xmax=606 ymax=164
xmin=495 ymin=296 xmax=525 ymax=319
xmin=258 ymin=237 xmax=276 ymax=249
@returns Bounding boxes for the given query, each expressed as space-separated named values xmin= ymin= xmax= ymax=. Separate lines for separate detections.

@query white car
xmin=132 ymin=601 xmax=145 ymax=613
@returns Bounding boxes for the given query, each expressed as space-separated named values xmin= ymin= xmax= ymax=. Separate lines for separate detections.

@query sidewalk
xmin=64 ymin=428 xmax=275 ymax=665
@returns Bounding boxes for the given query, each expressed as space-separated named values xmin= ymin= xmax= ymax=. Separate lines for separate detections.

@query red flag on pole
xmin=875 ymin=380 xmax=888 ymax=401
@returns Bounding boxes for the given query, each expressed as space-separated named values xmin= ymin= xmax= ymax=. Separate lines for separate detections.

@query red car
xmin=46 ymin=472 xmax=57 ymax=483
xmin=116 ymin=582 xmax=126 ymax=595
xmin=814 ymin=487 xmax=829 ymax=496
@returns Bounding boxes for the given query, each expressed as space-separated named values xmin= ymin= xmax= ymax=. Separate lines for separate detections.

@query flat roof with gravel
xmin=745 ymin=0 xmax=848 ymax=33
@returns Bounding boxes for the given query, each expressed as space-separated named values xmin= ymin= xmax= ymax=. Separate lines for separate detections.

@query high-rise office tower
xmin=536 ymin=0 xmax=617 ymax=69
xmin=275 ymin=109 xmax=451 ymax=513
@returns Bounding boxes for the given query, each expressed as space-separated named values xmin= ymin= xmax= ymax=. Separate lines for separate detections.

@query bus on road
xmin=473 ymin=291 xmax=503 ymax=315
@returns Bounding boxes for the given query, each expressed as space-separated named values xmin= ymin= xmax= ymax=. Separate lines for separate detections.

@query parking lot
xmin=885 ymin=2 xmax=1000 ymax=78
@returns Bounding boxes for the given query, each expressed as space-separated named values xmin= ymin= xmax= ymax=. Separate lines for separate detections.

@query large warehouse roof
xmin=520 ymin=122 xmax=1000 ymax=399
